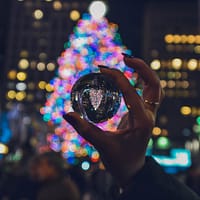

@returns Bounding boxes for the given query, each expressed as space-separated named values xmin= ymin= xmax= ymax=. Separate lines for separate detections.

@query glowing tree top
xmin=40 ymin=13 xmax=137 ymax=164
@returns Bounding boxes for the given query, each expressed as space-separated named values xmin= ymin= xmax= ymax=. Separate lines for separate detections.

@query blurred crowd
xmin=0 ymin=143 xmax=118 ymax=200
xmin=1 ymin=141 xmax=200 ymax=200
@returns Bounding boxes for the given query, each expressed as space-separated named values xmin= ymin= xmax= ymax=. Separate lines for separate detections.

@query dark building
xmin=2 ymin=0 xmax=89 ymax=113
xmin=142 ymin=0 xmax=200 ymax=150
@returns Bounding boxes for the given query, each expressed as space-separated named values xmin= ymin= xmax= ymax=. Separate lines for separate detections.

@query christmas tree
xmin=40 ymin=13 xmax=137 ymax=164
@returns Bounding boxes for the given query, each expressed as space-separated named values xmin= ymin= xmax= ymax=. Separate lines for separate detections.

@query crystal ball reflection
xmin=71 ymin=73 xmax=122 ymax=123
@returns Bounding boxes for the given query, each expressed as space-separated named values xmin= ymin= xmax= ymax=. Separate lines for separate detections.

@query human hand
xmin=63 ymin=54 xmax=164 ymax=186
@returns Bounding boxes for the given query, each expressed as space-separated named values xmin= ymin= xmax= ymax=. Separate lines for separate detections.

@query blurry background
xmin=1 ymin=0 xmax=200 ymax=195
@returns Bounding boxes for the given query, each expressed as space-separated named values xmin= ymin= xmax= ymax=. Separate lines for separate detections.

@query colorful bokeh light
xmin=41 ymin=13 xmax=136 ymax=163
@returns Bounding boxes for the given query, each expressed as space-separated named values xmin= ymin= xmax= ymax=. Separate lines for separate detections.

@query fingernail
xmin=98 ymin=65 xmax=109 ymax=69
xmin=122 ymin=53 xmax=134 ymax=58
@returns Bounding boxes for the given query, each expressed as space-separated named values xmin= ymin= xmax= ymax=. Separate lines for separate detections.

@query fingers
xmin=98 ymin=66 xmax=146 ymax=122
xmin=123 ymin=55 xmax=163 ymax=112
xmin=123 ymin=56 xmax=160 ymax=87
xmin=63 ymin=112 xmax=107 ymax=149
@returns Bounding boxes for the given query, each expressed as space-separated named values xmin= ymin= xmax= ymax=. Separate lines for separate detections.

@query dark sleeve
xmin=119 ymin=156 xmax=200 ymax=200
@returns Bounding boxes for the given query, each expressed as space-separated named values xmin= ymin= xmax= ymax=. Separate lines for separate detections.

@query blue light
xmin=81 ymin=161 xmax=90 ymax=170
xmin=153 ymin=148 xmax=191 ymax=168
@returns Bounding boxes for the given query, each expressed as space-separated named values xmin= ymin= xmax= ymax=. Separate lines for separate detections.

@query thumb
xmin=63 ymin=112 xmax=106 ymax=148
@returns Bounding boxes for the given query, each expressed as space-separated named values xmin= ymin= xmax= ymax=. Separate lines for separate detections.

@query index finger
xmin=123 ymin=56 xmax=160 ymax=87
xmin=123 ymin=56 xmax=163 ymax=111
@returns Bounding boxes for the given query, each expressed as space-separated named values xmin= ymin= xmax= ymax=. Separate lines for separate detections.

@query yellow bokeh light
xmin=19 ymin=50 xmax=29 ymax=58
xmin=45 ymin=83 xmax=54 ymax=92
xmin=7 ymin=70 xmax=17 ymax=80
xmin=18 ymin=58 xmax=29 ymax=69
xmin=0 ymin=143 xmax=9 ymax=154
xmin=194 ymin=45 xmax=200 ymax=54
xmin=187 ymin=59 xmax=198 ymax=71
xmin=16 ymin=72 xmax=27 ymax=81
xmin=165 ymin=34 xmax=200 ymax=44
xmin=47 ymin=63 xmax=56 ymax=71
xmin=70 ymin=10 xmax=80 ymax=21
xmin=180 ymin=35 xmax=187 ymax=43
xmin=188 ymin=35 xmax=195 ymax=44
xmin=16 ymin=91 xmax=26 ymax=101
xmin=180 ymin=106 xmax=192 ymax=115
xmin=7 ymin=90 xmax=16 ymax=99
xmin=150 ymin=59 xmax=161 ymax=70
xmin=171 ymin=58 xmax=182 ymax=70
xmin=160 ymin=80 xmax=167 ymax=88
xmin=195 ymin=35 xmax=200 ymax=44
xmin=182 ymin=81 xmax=189 ymax=89
xmin=174 ymin=35 xmax=181 ymax=43
xmin=33 ymin=9 xmax=44 ymax=20
xmin=37 ymin=62 xmax=45 ymax=71
xmin=27 ymin=93 xmax=34 ymax=101
xmin=152 ymin=127 xmax=162 ymax=136
xmin=167 ymin=72 xmax=175 ymax=79
xmin=175 ymin=72 xmax=181 ymax=79
xmin=165 ymin=34 xmax=174 ymax=43
xmin=53 ymin=1 xmax=62 ymax=10
xmin=38 ymin=81 xmax=46 ymax=89
xmin=191 ymin=107 xmax=197 ymax=116
xmin=167 ymin=80 xmax=175 ymax=88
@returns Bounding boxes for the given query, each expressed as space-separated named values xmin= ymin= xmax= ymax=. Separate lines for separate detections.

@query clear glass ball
xmin=71 ymin=73 xmax=122 ymax=123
